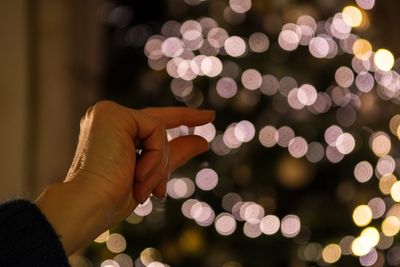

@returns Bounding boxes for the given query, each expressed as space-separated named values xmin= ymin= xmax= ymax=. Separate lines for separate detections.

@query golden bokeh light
xmin=380 ymin=174 xmax=397 ymax=195
xmin=374 ymin=49 xmax=394 ymax=72
xmin=322 ymin=243 xmax=341 ymax=264
xmin=371 ymin=132 xmax=391 ymax=157
xmin=351 ymin=236 xmax=372 ymax=256
xmin=391 ymin=181 xmax=400 ymax=202
xmin=94 ymin=230 xmax=110 ymax=243
xmin=276 ymin=156 xmax=312 ymax=189
xmin=360 ymin=227 xmax=380 ymax=248
xmin=352 ymin=205 xmax=373 ymax=227
xmin=342 ymin=6 xmax=363 ymax=27
xmin=179 ymin=228 xmax=205 ymax=255
xmin=381 ymin=216 xmax=400 ymax=237
xmin=140 ymin=247 xmax=163 ymax=266
xmin=352 ymin=39 xmax=372 ymax=60
xmin=389 ymin=114 xmax=400 ymax=136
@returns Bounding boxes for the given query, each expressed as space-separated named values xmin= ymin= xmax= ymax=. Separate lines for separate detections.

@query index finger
xmin=142 ymin=107 xmax=215 ymax=128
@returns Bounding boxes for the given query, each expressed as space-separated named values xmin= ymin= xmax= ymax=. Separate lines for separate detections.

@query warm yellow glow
xmin=353 ymin=39 xmax=372 ymax=60
xmin=387 ymin=204 xmax=400 ymax=218
xmin=357 ymin=11 xmax=370 ymax=30
xmin=140 ymin=247 xmax=162 ymax=266
xmin=389 ymin=115 xmax=400 ymax=136
xmin=353 ymin=205 xmax=373 ymax=227
xmin=382 ymin=216 xmax=400 ymax=237
xmin=371 ymin=132 xmax=391 ymax=157
xmin=380 ymin=174 xmax=397 ymax=195
xmin=391 ymin=181 xmax=400 ymax=202
xmin=94 ymin=230 xmax=110 ymax=243
xmin=374 ymin=49 xmax=395 ymax=72
xmin=351 ymin=236 xmax=372 ymax=256
xmin=179 ymin=228 xmax=205 ymax=254
xmin=397 ymin=124 xmax=400 ymax=140
xmin=342 ymin=6 xmax=363 ymax=27
xmin=322 ymin=243 xmax=341 ymax=264
xmin=360 ymin=227 xmax=380 ymax=247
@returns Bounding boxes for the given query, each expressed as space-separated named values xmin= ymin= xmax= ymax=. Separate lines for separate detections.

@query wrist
xmin=36 ymin=179 xmax=111 ymax=255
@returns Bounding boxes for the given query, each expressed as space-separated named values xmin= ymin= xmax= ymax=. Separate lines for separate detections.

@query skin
xmin=35 ymin=101 xmax=215 ymax=255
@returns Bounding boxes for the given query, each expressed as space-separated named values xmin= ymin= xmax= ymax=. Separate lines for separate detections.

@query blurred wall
xmin=0 ymin=0 xmax=29 ymax=200
xmin=0 ymin=0 xmax=104 ymax=200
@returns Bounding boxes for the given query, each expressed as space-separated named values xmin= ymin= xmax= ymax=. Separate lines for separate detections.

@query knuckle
xmin=90 ymin=101 xmax=119 ymax=121
xmin=93 ymin=100 xmax=117 ymax=114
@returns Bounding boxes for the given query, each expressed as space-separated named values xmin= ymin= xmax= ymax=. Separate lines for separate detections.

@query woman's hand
xmin=35 ymin=101 xmax=215 ymax=255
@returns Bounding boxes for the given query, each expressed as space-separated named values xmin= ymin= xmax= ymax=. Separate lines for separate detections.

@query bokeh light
xmin=374 ymin=49 xmax=395 ymax=72
xmin=288 ymin=137 xmax=308 ymax=158
xmin=370 ymin=132 xmax=391 ymax=157
xmin=353 ymin=39 xmax=372 ymax=60
xmin=354 ymin=161 xmax=373 ymax=183
xmin=379 ymin=174 xmax=397 ymax=195
xmin=195 ymin=168 xmax=219 ymax=191
xmin=356 ymin=0 xmax=375 ymax=10
xmin=368 ymin=197 xmax=385 ymax=219
xmin=280 ymin=215 xmax=301 ymax=238
xmin=106 ymin=233 xmax=127 ymax=254
xmin=229 ymin=0 xmax=252 ymax=14
xmin=241 ymin=69 xmax=262 ymax=90
xmin=140 ymin=247 xmax=162 ymax=266
xmin=322 ymin=243 xmax=341 ymax=264
xmin=259 ymin=125 xmax=279 ymax=148
xmin=248 ymin=32 xmax=269 ymax=53
xmin=101 ymin=259 xmax=120 ymax=267
xmin=359 ymin=249 xmax=378 ymax=266
xmin=390 ymin=181 xmax=400 ymax=202
xmin=225 ymin=36 xmax=247 ymax=57
xmin=194 ymin=122 xmax=216 ymax=142
xmin=260 ymin=215 xmax=280 ymax=235
xmin=335 ymin=66 xmax=354 ymax=88
xmin=167 ymin=177 xmax=195 ymax=199
xmin=278 ymin=30 xmax=299 ymax=51
xmin=342 ymin=6 xmax=363 ymax=27
xmin=216 ymin=77 xmax=238 ymax=99
xmin=114 ymin=254 xmax=134 ymax=267
xmin=381 ymin=216 xmax=400 ymax=237
xmin=234 ymin=120 xmax=255 ymax=142
xmin=243 ymin=218 xmax=262 ymax=238
xmin=352 ymin=205 xmax=373 ymax=227
xmin=134 ymin=198 xmax=153 ymax=216
xmin=215 ymin=213 xmax=237 ymax=236
xmin=95 ymin=230 xmax=110 ymax=244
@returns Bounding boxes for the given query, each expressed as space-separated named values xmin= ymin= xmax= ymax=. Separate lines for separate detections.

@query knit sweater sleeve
xmin=0 ymin=199 xmax=69 ymax=266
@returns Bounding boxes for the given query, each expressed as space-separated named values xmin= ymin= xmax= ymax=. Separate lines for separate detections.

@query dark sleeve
xmin=0 ymin=199 xmax=69 ymax=267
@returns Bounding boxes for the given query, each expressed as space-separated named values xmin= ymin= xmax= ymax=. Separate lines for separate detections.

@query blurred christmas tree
xmin=70 ymin=0 xmax=400 ymax=266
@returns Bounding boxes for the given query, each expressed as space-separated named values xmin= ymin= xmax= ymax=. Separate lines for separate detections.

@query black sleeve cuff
xmin=0 ymin=199 xmax=69 ymax=266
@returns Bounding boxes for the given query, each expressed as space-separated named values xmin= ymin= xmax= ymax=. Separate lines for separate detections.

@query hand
xmin=35 ymin=101 xmax=215 ymax=255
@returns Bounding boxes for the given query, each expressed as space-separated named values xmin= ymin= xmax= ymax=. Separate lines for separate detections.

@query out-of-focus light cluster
xmin=94 ymin=0 xmax=400 ymax=266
